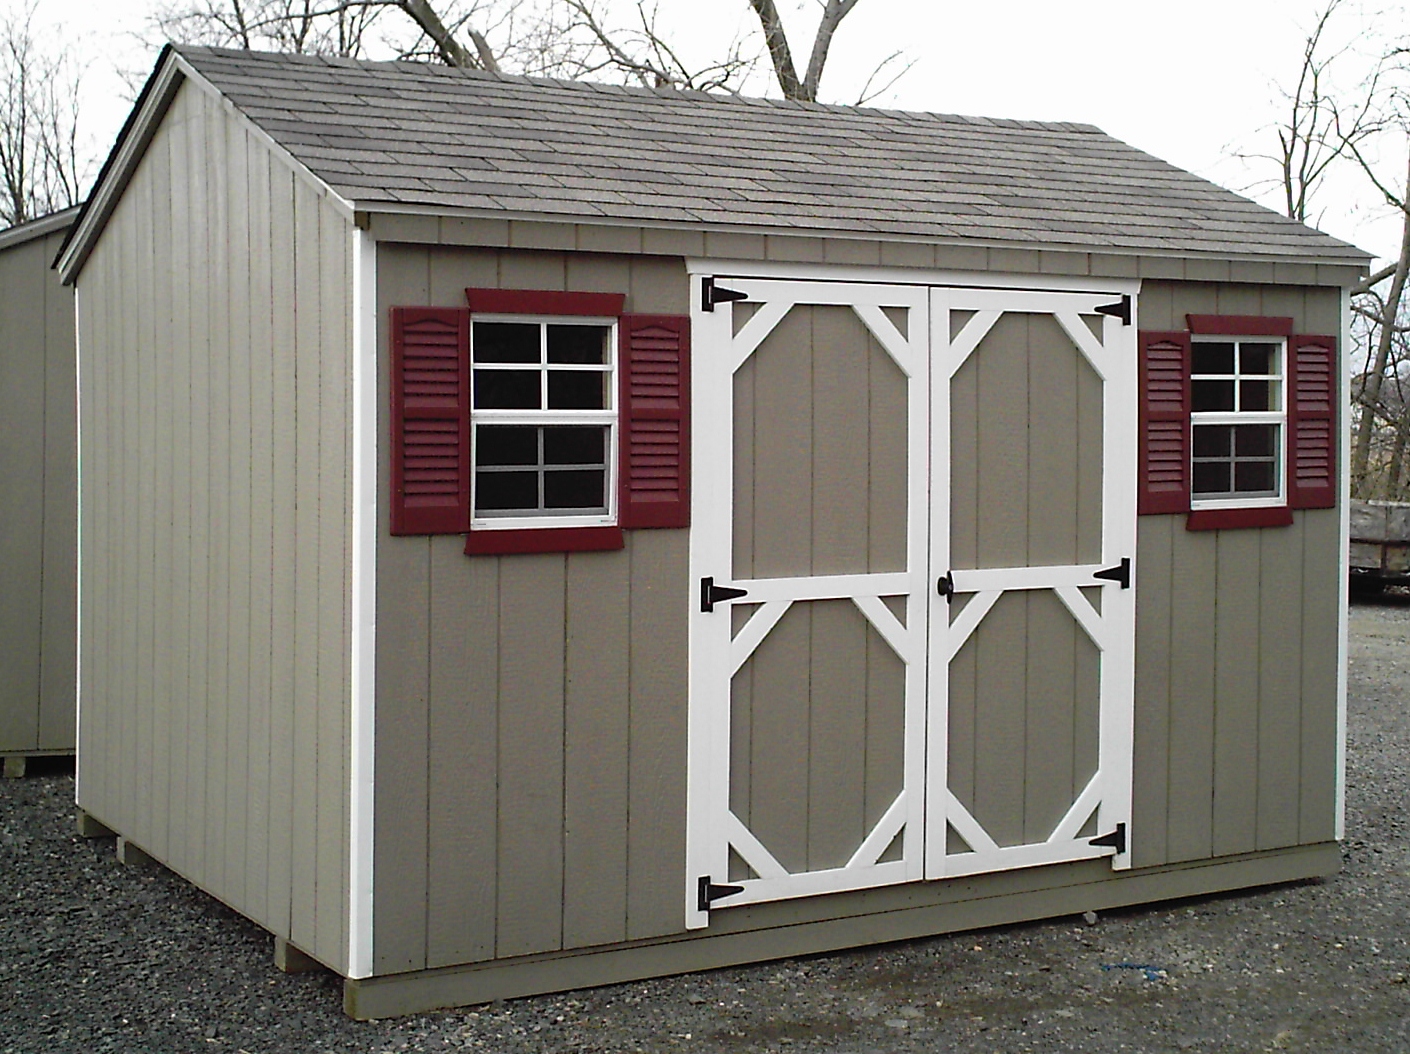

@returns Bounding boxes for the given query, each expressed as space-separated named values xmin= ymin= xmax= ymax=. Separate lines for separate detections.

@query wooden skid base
xmin=1 ymin=750 xmax=73 ymax=778
xmin=76 ymin=810 xmax=117 ymax=839
xmin=343 ymin=842 xmax=1339 ymax=1020
xmin=275 ymin=938 xmax=325 ymax=974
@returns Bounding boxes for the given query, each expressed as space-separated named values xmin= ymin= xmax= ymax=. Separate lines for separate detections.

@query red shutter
xmin=619 ymin=314 xmax=690 ymax=529
xmin=1288 ymin=334 xmax=1337 ymax=510
xmin=390 ymin=307 xmax=471 ymax=535
xmin=1138 ymin=330 xmax=1192 ymax=515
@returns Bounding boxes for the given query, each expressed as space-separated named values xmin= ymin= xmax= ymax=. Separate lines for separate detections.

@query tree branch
xmin=802 ymin=0 xmax=860 ymax=102
xmin=747 ymin=0 xmax=803 ymax=100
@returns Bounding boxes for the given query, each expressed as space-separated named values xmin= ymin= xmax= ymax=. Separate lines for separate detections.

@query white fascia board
xmin=347 ymin=228 xmax=378 ymax=978
xmin=686 ymin=258 xmax=1142 ymax=297
xmin=171 ymin=54 xmax=354 ymax=224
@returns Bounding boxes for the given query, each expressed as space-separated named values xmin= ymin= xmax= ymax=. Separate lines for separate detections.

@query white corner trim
xmin=1335 ymin=286 xmax=1351 ymax=841
xmin=172 ymin=54 xmax=355 ymax=223
xmin=72 ymin=281 xmax=84 ymax=805
xmin=348 ymin=228 xmax=379 ymax=977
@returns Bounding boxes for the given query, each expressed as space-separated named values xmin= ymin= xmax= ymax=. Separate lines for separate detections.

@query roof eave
xmin=0 ymin=205 xmax=83 ymax=253
xmin=348 ymin=199 xmax=1373 ymax=273
xmin=57 ymin=46 xmax=185 ymax=285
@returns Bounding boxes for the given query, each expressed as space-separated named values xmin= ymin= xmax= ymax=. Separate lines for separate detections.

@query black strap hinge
xmin=1093 ymin=557 xmax=1130 ymax=589
xmin=1089 ymin=822 xmax=1127 ymax=854
xmin=1094 ymin=294 xmax=1131 ymax=326
xmin=701 ymin=576 xmax=749 ymax=613
xmin=701 ymin=276 xmax=748 ymax=312
xmin=697 ymin=875 xmax=744 ymax=911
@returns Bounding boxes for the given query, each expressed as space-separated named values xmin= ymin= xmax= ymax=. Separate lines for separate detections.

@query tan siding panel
xmin=1165 ymin=525 xmax=1217 ymax=861
xmin=1299 ymin=509 xmax=1340 ymax=843
xmin=1212 ymin=529 xmax=1261 ymax=857
xmin=426 ymin=543 xmax=498 ymax=967
xmin=38 ymin=229 xmax=78 ymax=751
xmin=0 ymin=234 xmax=47 ymax=753
xmin=495 ymin=554 xmax=567 ymax=959
xmin=563 ymin=549 xmax=632 ymax=949
xmin=1132 ymin=517 xmax=1173 ymax=868
xmin=1256 ymin=521 xmax=1304 ymax=849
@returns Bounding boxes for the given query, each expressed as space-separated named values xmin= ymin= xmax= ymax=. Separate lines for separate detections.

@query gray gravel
xmin=3 ymin=597 xmax=1409 ymax=1053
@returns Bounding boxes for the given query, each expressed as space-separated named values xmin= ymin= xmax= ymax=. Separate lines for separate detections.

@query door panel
xmin=687 ymin=278 xmax=930 ymax=928
xmin=928 ymin=287 xmax=1137 ymax=881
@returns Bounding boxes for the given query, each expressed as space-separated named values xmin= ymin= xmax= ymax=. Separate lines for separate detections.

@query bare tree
xmin=0 ymin=3 xmax=89 ymax=227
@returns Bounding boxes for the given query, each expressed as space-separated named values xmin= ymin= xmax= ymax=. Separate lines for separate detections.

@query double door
xmin=685 ymin=273 xmax=1138 ymax=928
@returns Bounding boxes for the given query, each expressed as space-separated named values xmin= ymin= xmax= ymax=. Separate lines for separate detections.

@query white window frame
xmin=468 ymin=312 xmax=619 ymax=531
xmin=1189 ymin=334 xmax=1287 ymax=511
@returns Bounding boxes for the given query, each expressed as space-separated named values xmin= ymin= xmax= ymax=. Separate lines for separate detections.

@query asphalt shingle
xmin=174 ymin=46 xmax=1367 ymax=262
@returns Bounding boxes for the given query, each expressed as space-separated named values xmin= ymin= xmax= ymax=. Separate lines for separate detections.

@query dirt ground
xmin=1 ymin=596 xmax=1408 ymax=1053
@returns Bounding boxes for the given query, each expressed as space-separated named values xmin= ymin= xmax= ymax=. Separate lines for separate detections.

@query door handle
xmin=936 ymin=570 xmax=955 ymax=604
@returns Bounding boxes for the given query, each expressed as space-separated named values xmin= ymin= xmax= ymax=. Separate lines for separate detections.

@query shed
xmin=58 ymin=45 xmax=1367 ymax=1018
xmin=0 ymin=206 xmax=79 ymax=777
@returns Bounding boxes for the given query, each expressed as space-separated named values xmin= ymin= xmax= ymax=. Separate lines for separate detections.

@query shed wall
xmin=373 ymin=244 xmax=691 ymax=975
xmin=76 ymin=78 xmax=354 ymax=973
xmin=0 ymin=226 xmax=77 ymax=757
xmin=373 ymin=255 xmax=1343 ymax=978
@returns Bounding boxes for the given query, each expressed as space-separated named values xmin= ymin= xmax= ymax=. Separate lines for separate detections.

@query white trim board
xmin=1336 ymin=286 xmax=1351 ymax=841
xmin=687 ymin=259 xmax=1143 ymax=298
xmin=72 ymin=282 xmax=84 ymax=804
xmin=347 ymin=228 xmax=379 ymax=978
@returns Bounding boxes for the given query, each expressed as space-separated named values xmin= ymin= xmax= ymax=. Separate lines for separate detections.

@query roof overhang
xmin=0 ymin=205 xmax=82 ymax=253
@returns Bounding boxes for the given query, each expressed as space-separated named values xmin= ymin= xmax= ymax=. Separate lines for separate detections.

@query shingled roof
xmin=78 ymin=45 xmax=1373 ymax=269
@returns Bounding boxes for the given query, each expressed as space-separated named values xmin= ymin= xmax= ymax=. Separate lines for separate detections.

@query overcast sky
xmin=20 ymin=0 xmax=1409 ymax=264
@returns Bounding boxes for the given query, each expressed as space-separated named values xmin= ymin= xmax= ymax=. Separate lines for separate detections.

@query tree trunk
xmin=1351 ymin=150 xmax=1410 ymax=495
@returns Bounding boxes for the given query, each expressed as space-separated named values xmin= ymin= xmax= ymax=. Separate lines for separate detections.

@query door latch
xmin=1093 ymin=558 xmax=1130 ymax=589
xmin=936 ymin=570 xmax=955 ymax=604
xmin=701 ymin=577 xmax=749 ymax=613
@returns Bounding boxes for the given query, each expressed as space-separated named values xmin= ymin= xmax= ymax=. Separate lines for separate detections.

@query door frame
xmin=683 ymin=260 xmax=1143 ymax=929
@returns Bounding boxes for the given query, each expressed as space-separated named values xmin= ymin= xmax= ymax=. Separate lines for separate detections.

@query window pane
xmin=1240 ymin=380 xmax=1273 ymax=411
xmin=476 ymin=470 xmax=538 ymax=511
xmin=1234 ymin=424 xmax=1276 ymax=458
xmin=1239 ymin=342 xmax=1277 ymax=375
xmin=474 ymin=322 xmax=540 ymax=364
xmin=1193 ymin=460 xmax=1231 ymax=495
xmin=1234 ymin=461 xmax=1276 ymax=493
xmin=474 ymin=369 xmax=540 ymax=409
xmin=548 ymin=325 xmax=609 ymax=365
xmin=1192 ymin=379 xmax=1234 ymax=412
xmin=1193 ymin=343 xmax=1235 ymax=374
xmin=477 ymin=425 xmax=538 ymax=466
xmin=1193 ymin=425 xmax=1231 ymax=458
xmin=544 ymin=469 xmax=606 ymax=509
xmin=544 ymin=425 xmax=606 ymax=465
xmin=548 ymin=370 xmax=607 ymax=409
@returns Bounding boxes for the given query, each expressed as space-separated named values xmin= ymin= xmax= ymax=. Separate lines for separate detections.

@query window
xmin=388 ymin=290 xmax=690 ymax=553
xmin=1138 ymin=315 xmax=1337 ymax=529
xmin=1189 ymin=336 xmax=1285 ymax=508
xmin=471 ymin=316 xmax=618 ymax=529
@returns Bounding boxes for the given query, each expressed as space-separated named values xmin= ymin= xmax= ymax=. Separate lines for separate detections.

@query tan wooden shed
xmin=58 ymin=45 xmax=1368 ymax=1018
xmin=0 ymin=206 xmax=79 ymax=776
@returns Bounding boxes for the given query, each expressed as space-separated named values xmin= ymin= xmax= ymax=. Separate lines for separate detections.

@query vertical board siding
xmin=1133 ymin=282 xmax=1343 ymax=869
xmin=375 ymin=248 xmax=690 ymax=973
xmin=0 ymin=226 xmax=76 ymax=756
xmin=75 ymin=80 xmax=354 ymax=973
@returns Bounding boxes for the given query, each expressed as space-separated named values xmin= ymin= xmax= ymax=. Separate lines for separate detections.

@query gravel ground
xmin=3 ymin=597 xmax=1409 ymax=1054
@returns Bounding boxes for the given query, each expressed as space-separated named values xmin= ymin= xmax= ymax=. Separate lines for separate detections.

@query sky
xmin=17 ymin=0 xmax=1408 ymax=265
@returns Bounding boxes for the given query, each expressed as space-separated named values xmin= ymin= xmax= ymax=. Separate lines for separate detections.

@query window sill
xmin=1186 ymin=506 xmax=1294 ymax=531
xmin=463 ymin=525 xmax=624 ymax=555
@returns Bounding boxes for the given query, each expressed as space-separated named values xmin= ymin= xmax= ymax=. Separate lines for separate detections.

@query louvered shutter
xmin=1288 ymin=334 xmax=1337 ymax=510
xmin=619 ymin=314 xmax=690 ymax=529
xmin=1138 ymin=330 xmax=1192 ymax=515
xmin=390 ymin=307 xmax=471 ymax=535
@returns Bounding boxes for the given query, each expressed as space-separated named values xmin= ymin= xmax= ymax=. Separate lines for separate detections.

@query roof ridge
xmin=172 ymin=44 xmax=1109 ymax=135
